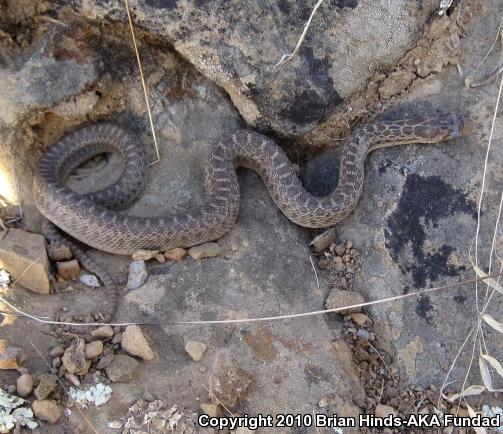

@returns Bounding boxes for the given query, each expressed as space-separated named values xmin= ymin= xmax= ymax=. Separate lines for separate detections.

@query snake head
xmin=426 ymin=111 xmax=466 ymax=142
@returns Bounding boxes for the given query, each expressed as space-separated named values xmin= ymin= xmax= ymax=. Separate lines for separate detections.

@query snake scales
xmin=33 ymin=111 xmax=464 ymax=324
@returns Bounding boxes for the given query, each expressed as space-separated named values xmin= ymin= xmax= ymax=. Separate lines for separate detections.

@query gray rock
xmin=0 ymin=27 xmax=97 ymax=127
xmin=80 ymin=274 xmax=100 ymax=288
xmin=126 ymin=260 xmax=148 ymax=290
xmin=69 ymin=0 xmax=438 ymax=139
xmin=96 ymin=354 xmax=114 ymax=370
xmin=105 ymin=355 xmax=140 ymax=383
xmin=34 ymin=373 xmax=58 ymax=400
xmin=0 ymin=229 xmax=50 ymax=293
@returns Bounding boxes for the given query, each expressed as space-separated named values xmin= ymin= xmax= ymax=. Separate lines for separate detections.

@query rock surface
xmin=69 ymin=0 xmax=439 ymax=139
xmin=123 ymin=169 xmax=364 ymax=418
xmin=0 ymin=229 xmax=50 ymax=293
xmin=303 ymin=98 xmax=503 ymax=384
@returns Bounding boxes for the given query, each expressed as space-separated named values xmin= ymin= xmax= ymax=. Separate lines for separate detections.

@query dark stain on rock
xmin=378 ymin=158 xmax=393 ymax=175
xmin=416 ymin=295 xmax=434 ymax=325
xmin=453 ymin=293 xmax=467 ymax=304
xmin=385 ymin=175 xmax=476 ymax=289
xmin=329 ymin=0 xmax=359 ymax=8
xmin=280 ymin=46 xmax=342 ymax=125
xmin=145 ymin=0 xmax=178 ymax=9
xmin=304 ymin=363 xmax=331 ymax=385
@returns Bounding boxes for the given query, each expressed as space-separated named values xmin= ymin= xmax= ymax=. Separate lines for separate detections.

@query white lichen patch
xmin=69 ymin=383 xmax=112 ymax=408
xmin=0 ymin=389 xmax=37 ymax=432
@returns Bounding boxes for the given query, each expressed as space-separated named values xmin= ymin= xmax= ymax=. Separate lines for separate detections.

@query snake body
xmin=33 ymin=111 xmax=464 ymax=322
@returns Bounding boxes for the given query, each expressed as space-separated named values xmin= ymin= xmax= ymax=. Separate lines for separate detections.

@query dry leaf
xmin=470 ymin=262 xmax=503 ymax=295
xmin=442 ymin=385 xmax=486 ymax=402
xmin=482 ymin=314 xmax=503 ymax=333
xmin=467 ymin=404 xmax=487 ymax=434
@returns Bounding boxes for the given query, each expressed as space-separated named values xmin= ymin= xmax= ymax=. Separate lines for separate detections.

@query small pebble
xmin=32 ymin=399 xmax=61 ymax=424
xmin=356 ymin=329 xmax=370 ymax=340
xmin=84 ymin=341 xmax=104 ymax=359
xmin=164 ymin=247 xmax=187 ymax=261
xmin=56 ymin=260 xmax=81 ymax=280
xmin=154 ymin=253 xmax=165 ymax=263
xmin=325 ymin=288 xmax=365 ymax=314
xmin=49 ymin=346 xmax=64 ymax=358
xmin=47 ymin=243 xmax=72 ymax=261
xmin=142 ymin=391 xmax=155 ymax=402
xmin=16 ymin=373 xmax=33 ymax=397
xmin=52 ymin=358 xmax=61 ymax=369
xmin=64 ymin=372 xmax=80 ymax=387
xmin=105 ymin=355 xmax=139 ymax=383
xmin=80 ymin=274 xmax=100 ymax=287
xmin=121 ymin=325 xmax=154 ymax=361
xmin=188 ymin=243 xmax=222 ymax=260
xmin=35 ymin=373 xmax=58 ymax=400
xmin=185 ymin=340 xmax=207 ymax=362
xmin=132 ymin=249 xmax=159 ymax=261
xmin=310 ymin=229 xmax=337 ymax=253
xmin=375 ymin=404 xmax=397 ymax=418
xmin=126 ymin=261 xmax=148 ymax=289
xmin=7 ymin=384 xmax=16 ymax=394
xmin=351 ymin=312 xmax=371 ymax=327
xmin=96 ymin=354 xmax=114 ymax=370
xmin=111 ymin=333 xmax=122 ymax=344
xmin=91 ymin=325 xmax=114 ymax=338
xmin=334 ymin=243 xmax=346 ymax=256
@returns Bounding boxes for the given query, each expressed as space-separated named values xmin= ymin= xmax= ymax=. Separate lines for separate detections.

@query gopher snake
xmin=33 ymin=111 xmax=464 ymax=323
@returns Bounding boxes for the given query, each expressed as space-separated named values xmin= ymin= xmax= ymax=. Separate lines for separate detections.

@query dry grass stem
xmin=274 ymin=0 xmax=325 ymax=69
xmin=123 ymin=0 xmax=160 ymax=165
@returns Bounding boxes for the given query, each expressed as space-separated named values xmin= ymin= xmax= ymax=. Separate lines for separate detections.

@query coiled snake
xmin=33 ymin=112 xmax=464 ymax=324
